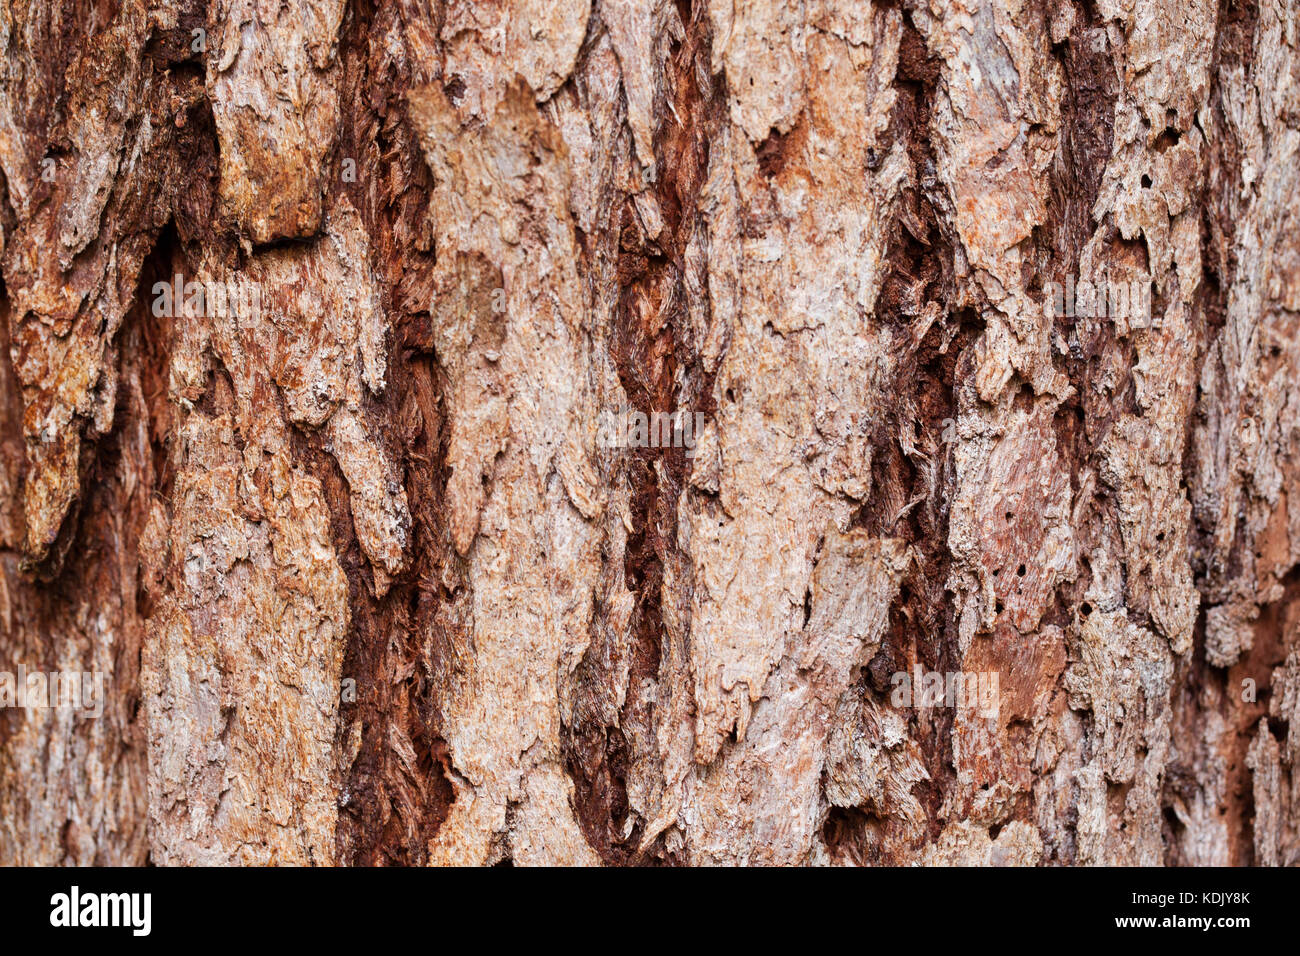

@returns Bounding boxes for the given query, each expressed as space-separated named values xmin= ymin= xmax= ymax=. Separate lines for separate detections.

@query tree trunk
xmin=0 ymin=0 xmax=1297 ymax=866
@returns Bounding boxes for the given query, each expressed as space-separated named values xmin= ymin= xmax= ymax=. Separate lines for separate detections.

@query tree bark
xmin=0 ymin=0 xmax=1297 ymax=866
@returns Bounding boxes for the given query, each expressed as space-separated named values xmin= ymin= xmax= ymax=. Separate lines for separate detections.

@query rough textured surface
xmin=0 ymin=0 xmax=1298 ymax=866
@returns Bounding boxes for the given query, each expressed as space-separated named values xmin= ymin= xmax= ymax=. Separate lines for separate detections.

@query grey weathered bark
xmin=0 ymin=0 xmax=1297 ymax=865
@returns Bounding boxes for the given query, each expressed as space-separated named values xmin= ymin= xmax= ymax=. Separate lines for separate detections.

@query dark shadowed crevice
xmin=0 ymin=217 xmax=176 ymax=861
xmin=830 ymin=6 xmax=973 ymax=863
xmin=1163 ymin=0 xmax=1267 ymax=867
xmin=561 ymin=0 xmax=720 ymax=865
xmin=327 ymin=0 xmax=457 ymax=866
